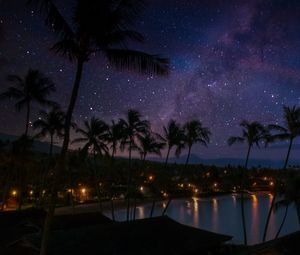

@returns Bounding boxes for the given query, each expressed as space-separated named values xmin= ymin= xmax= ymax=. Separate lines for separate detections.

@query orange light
xmin=12 ymin=190 xmax=17 ymax=197
xmin=270 ymin=181 xmax=274 ymax=186
xmin=81 ymin=188 xmax=86 ymax=195
xmin=148 ymin=175 xmax=154 ymax=181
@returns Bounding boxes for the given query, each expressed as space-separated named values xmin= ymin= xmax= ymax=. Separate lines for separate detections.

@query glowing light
xmin=29 ymin=190 xmax=33 ymax=195
xmin=194 ymin=188 xmax=199 ymax=193
xmin=269 ymin=181 xmax=274 ymax=186
xmin=252 ymin=182 xmax=257 ymax=186
xmin=12 ymin=190 xmax=17 ymax=196
xmin=251 ymin=194 xmax=258 ymax=203
xmin=263 ymin=176 xmax=267 ymax=181
xmin=163 ymin=192 xmax=168 ymax=197
xmin=213 ymin=183 xmax=218 ymax=188
xmin=148 ymin=175 xmax=154 ymax=181
xmin=81 ymin=188 xmax=86 ymax=195
xmin=140 ymin=186 xmax=144 ymax=191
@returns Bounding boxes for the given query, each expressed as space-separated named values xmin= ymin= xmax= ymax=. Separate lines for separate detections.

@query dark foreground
xmin=0 ymin=208 xmax=299 ymax=255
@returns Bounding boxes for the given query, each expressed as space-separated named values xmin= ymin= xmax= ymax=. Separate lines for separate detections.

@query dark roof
xmin=240 ymin=231 xmax=300 ymax=255
xmin=44 ymin=216 xmax=231 ymax=255
xmin=0 ymin=208 xmax=112 ymax=254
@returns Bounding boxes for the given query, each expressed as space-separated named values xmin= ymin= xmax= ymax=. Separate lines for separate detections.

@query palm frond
xmin=27 ymin=0 xmax=75 ymax=40
xmin=106 ymin=49 xmax=169 ymax=76
xmin=227 ymin=136 xmax=244 ymax=146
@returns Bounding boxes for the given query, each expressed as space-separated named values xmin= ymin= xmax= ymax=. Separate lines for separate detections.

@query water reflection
xmin=106 ymin=193 xmax=299 ymax=245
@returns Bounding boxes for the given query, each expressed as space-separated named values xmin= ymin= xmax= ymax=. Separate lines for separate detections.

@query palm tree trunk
xmin=262 ymin=138 xmax=293 ymax=242
xmin=111 ymin=199 xmax=115 ymax=221
xmin=49 ymin=134 xmax=53 ymax=157
xmin=185 ymin=146 xmax=192 ymax=166
xmin=126 ymin=139 xmax=132 ymax=221
xmin=240 ymin=145 xmax=251 ymax=245
xmin=275 ymin=204 xmax=289 ymax=238
xmin=150 ymin=199 xmax=155 ymax=218
xmin=296 ymin=203 xmax=300 ymax=228
xmin=40 ymin=58 xmax=84 ymax=255
xmin=164 ymin=146 xmax=171 ymax=168
xmin=162 ymin=198 xmax=171 ymax=216
xmin=93 ymin=149 xmax=102 ymax=212
xmin=164 ymin=145 xmax=193 ymax=216
xmin=25 ymin=101 xmax=30 ymax=136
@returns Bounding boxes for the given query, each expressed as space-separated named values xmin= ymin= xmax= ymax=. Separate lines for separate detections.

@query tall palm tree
xmin=183 ymin=120 xmax=211 ymax=166
xmin=29 ymin=0 xmax=169 ymax=158
xmin=228 ymin=120 xmax=267 ymax=245
xmin=161 ymin=120 xmax=185 ymax=216
xmin=33 ymin=107 xmax=65 ymax=156
xmin=30 ymin=1 xmax=169 ymax=252
xmin=273 ymin=175 xmax=300 ymax=239
xmin=0 ymin=69 xmax=56 ymax=136
xmin=119 ymin=109 xmax=149 ymax=221
xmin=162 ymin=120 xmax=184 ymax=167
xmin=72 ymin=117 xmax=109 ymax=211
xmin=137 ymin=131 xmax=165 ymax=163
xmin=263 ymin=105 xmax=300 ymax=241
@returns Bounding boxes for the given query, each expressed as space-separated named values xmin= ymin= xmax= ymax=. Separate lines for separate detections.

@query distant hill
xmin=0 ymin=132 xmax=61 ymax=154
xmin=148 ymin=153 xmax=300 ymax=168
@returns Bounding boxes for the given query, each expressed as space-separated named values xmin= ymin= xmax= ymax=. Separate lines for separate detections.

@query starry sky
xmin=1 ymin=0 xmax=300 ymax=161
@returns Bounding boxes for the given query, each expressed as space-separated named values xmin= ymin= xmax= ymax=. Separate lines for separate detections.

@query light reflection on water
xmin=106 ymin=194 xmax=299 ymax=244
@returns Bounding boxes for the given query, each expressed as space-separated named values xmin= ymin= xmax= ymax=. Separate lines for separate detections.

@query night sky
xmin=1 ymin=0 xmax=300 ymax=161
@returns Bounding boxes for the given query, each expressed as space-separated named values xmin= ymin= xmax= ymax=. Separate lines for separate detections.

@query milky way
xmin=1 ymin=0 xmax=300 ymax=160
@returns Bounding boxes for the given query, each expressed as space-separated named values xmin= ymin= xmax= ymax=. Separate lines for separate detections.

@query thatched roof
xmin=44 ymin=216 xmax=231 ymax=255
xmin=0 ymin=208 xmax=112 ymax=254
xmin=1 ymin=211 xmax=231 ymax=255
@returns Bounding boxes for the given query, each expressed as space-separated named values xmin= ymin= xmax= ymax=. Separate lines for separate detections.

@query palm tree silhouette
xmin=29 ymin=1 xmax=169 ymax=250
xmin=29 ymin=0 xmax=169 ymax=158
xmin=119 ymin=109 xmax=149 ymax=221
xmin=275 ymin=174 xmax=300 ymax=236
xmin=137 ymin=131 xmax=165 ymax=163
xmin=72 ymin=117 xmax=109 ymax=211
xmin=263 ymin=105 xmax=300 ymax=241
xmin=33 ymin=107 xmax=65 ymax=156
xmin=107 ymin=120 xmax=124 ymax=161
xmin=162 ymin=120 xmax=184 ymax=167
xmin=228 ymin=120 xmax=267 ymax=245
xmin=183 ymin=120 xmax=211 ymax=166
xmin=0 ymin=69 xmax=56 ymax=136
xmin=72 ymin=117 xmax=109 ymax=157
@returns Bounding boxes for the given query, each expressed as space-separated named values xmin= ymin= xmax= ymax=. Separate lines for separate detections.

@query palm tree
xmin=119 ymin=109 xmax=149 ymax=221
xmin=72 ymin=117 xmax=109 ymax=157
xmin=0 ymin=69 xmax=55 ymax=136
xmin=161 ymin=120 xmax=185 ymax=216
xmin=162 ymin=120 xmax=184 ymax=167
xmin=183 ymin=120 xmax=211 ymax=166
xmin=29 ymin=0 xmax=169 ymax=159
xmin=263 ymin=105 xmax=300 ymax=241
xmin=107 ymin=120 xmax=124 ymax=161
xmin=72 ymin=117 xmax=109 ymax=211
xmin=30 ymin=1 xmax=169 ymax=252
xmin=137 ymin=131 xmax=165 ymax=163
xmin=228 ymin=120 xmax=267 ymax=245
xmin=33 ymin=107 xmax=65 ymax=156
